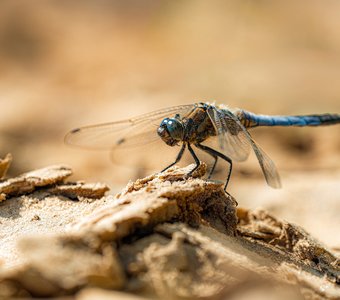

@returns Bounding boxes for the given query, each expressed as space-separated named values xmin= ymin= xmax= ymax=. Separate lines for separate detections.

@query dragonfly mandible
xmin=65 ymin=102 xmax=340 ymax=190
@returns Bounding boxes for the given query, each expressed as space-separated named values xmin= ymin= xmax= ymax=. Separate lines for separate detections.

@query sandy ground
xmin=0 ymin=162 xmax=339 ymax=299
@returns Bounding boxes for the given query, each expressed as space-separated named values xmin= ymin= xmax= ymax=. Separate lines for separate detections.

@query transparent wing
xmin=250 ymin=139 xmax=282 ymax=188
xmin=206 ymin=106 xmax=251 ymax=162
xmin=65 ymin=104 xmax=195 ymax=150
xmin=207 ymin=106 xmax=281 ymax=188
xmin=109 ymin=139 xmax=186 ymax=171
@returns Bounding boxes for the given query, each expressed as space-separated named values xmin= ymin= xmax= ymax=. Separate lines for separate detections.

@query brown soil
xmin=0 ymin=158 xmax=339 ymax=299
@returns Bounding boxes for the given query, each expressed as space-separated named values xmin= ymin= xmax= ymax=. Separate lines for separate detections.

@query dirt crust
xmin=0 ymin=164 xmax=108 ymax=202
xmin=0 ymin=157 xmax=339 ymax=299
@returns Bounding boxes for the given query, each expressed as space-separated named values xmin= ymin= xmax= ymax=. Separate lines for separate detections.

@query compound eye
xmin=166 ymin=118 xmax=183 ymax=139
xmin=167 ymin=121 xmax=177 ymax=133
xmin=160 ymin=118 xmax=169 ymax=127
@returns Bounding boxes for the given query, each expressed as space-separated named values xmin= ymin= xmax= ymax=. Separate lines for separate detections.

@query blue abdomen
xmin=238 ymin=110 xmax=340 ymax=128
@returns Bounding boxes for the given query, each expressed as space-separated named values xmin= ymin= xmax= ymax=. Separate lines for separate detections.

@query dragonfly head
xmin=157 ymin=117 xmax=184 ymax=146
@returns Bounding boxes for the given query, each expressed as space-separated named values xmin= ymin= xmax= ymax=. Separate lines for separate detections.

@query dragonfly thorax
xmin=157 ymin=117 xmax=184 ymax=146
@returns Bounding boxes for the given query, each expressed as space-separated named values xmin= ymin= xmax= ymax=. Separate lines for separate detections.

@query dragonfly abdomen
xmin=237 ymin=110 xmax=340 ymax=128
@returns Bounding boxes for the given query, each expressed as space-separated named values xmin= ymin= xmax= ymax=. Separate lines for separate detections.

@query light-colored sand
xmin=0 ymin=163 xmax=339 ymax=299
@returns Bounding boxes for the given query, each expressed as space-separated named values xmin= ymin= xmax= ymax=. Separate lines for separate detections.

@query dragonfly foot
xmin=185 ymin=170 xmax=195 ymax=179
xmin=186 ymin=164 xmax=201 ymax=178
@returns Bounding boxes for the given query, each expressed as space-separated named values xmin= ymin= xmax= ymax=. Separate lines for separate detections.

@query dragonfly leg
xmin=207 ymin=156 xmax=218 ymax=179
xmin=161 ymin=143 xmax=186 ymax=172
xmin=187 ymin=143 xmax=201 ymax=176
xmin=195 ymin=143 xmax=233 ymax=191
xmin=202 ymin=151 xmax=218 ymax=179
xmin=193 ymin=145 xmax=218 ymax=179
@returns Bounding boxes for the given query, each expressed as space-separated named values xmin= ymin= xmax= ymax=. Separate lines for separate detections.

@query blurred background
xmin=0 ymin=0 xmax=339 ymax=246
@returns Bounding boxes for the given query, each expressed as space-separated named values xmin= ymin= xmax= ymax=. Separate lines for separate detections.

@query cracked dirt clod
xmin=48 ymin=182 xmax=110 ymax=200
xmin=0 ymin=161 xmax=109 ymax=202
xmin=70 ymin=163 xmax=238 ymax=241
xmin=237 ymin=208 xmax=340 ymax=285
xmin=0 ymin=165 xmax=73 ymax=200
xmin=0 ymin=235 xmax=125 ymax=298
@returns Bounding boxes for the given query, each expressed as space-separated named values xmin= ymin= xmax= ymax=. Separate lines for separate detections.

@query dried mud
xmin=0 ymin=156 xmax=339 ymax=300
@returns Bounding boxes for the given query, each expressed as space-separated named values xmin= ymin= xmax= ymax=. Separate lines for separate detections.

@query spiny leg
xmin=195 ymin=143 xmax=233 ymax=191
xmin=187 ymin=143 xmax=201 ymax=176
xmin=161 ymin=143 xmax=186 ymax=172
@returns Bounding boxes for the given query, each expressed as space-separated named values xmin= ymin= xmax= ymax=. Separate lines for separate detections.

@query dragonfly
xmin=65 ymin=102 xmax=340 ymax=191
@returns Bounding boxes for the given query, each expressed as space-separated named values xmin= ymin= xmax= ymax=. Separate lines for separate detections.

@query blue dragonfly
xmin=65 ymin=102 xmax=340 ymax=190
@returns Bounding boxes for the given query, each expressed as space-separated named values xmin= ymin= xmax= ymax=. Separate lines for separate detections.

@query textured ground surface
xmin=0 ymin=159 xmax=339 ymax=299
